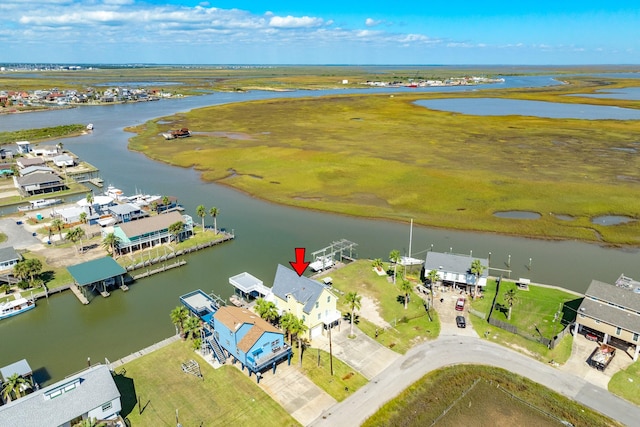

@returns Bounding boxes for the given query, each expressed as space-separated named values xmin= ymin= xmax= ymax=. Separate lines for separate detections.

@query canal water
xmin=1 ymin=76 xmax=639 ymax=385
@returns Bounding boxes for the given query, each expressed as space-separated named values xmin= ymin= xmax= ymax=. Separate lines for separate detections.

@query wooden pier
xmin=132 ymin=259 xmax=187 ymax=280
xmin=70 ymin=284 xmax=89 ymax=305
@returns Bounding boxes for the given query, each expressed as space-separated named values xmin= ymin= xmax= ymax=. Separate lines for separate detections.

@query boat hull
xmin=0 ymin=302 xmax=36 ymax=320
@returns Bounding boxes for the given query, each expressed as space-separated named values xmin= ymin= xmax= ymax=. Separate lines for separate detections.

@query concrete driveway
xmin=312 ymin=325 xmax=400 ymax=380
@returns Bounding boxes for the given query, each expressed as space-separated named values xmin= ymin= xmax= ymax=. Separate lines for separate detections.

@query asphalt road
xmin=309 ymin=335 xmax=640 ymax=427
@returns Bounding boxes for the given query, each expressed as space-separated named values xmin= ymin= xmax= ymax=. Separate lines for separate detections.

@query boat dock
xmin=89 ymin=178 xmax=104 ymax=188
xmin=132 ymin=259 xmax=187 ymax=280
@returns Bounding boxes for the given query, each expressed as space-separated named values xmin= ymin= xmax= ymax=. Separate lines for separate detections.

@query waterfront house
xmin=212 ymin=305 xmax=291 ymax=378
xmin=14 ymin=172 xmax=65 ymax=196
xmin=15 ymin=141 xmax=31 ymax=155
xmin=0 ymin=246 xmax=22 ymax=272
xmin=18 ymin=165 xmax=55 ymax=177
xmin=31 ymin=145 xmax=60 ymax=157
xmin=423 ymin=251 xmax=489 ymax=293
xmin=52 ymin=154 xmax=75 ymax=167
xmin=107 ymin=203 xmax=148 ymax=223
xmin=270 ymin=264 xmax=341 ymax=339
xmin=0 ymin=364 xmax=121 ymax=427
xmin=575 ymin=275 xmax=640 ymax=361
xmin=109 ymin=210 xmax=193 ymax=254
xmin=16 ymin=157 xmax=45 ymax=169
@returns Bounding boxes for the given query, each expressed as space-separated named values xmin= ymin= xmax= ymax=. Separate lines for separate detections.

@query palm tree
xmin=66 ymin=226 xmax=86 ymax=254
xmin=168 ymin=221 xmax=184 ymax=244
xmin=1 ymin=373 xmax=32 ymax=402
xmin=184 ymin=316 xmax=201 ymax=340
xmin=371 ymin=258 xmax=384 ymax=273
xmin=290 ymin=317 xmax=308 ymax=367
xmin=280 ymin=312 xmax=297 ymax=345
xmin=504 ymin=287 xmax=518 ymax=320
xmin=389 ymin=249 xmax=401 ymax=285
xmin=209 ymin=207 xmax=219 ymax=234
xmin=51 ymin=218 xmax=64 ymax=241
xmin=24 ymin=258 xmax=42 ymax=287
xmin=196 ymin=205 xmax=206 ymax=231
xmin=254 ymin=298 xmax=279 ymax=325
xmin=161 ymin=195 xmax=170 ymax=212
xmin=170 ymin=306 xmax=189 ymax=338
xmin=345 ymin=291 xmax=362 ymax=337
xmin=102 ymin=232 xmax=122 ymax=258
xmin=470 ymin=259 xmax=485 ymax=300
xmin=13 ymin=261 xmax=30 ymax=286
xmin=79 ymin=211 xmax=88 ymax=224
xmin=426 ymin=269 xmax=439 ymax=307
xmin=400 ymin=279 xmax=413 ymax=310
xmin=85 ymin=192 xmax=94 ymax=215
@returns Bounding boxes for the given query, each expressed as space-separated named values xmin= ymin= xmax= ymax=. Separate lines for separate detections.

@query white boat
xmin=86 ymin=123 xmax=94 ymax=130
xmin=18 ymin=198 xmax=62 ymax=212
xmin=104 ymin=185 xmax=125 ymax=201
xmin=0 ymin=297 xmax=36 ymax=320
xmin=310 ymin=255 xmax=334 ymax=272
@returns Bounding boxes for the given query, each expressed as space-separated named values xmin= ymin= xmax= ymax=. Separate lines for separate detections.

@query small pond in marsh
xmin=494 ymin=211 xmax=541 ymax=219
xmin=415 ymin=98 xmax=640 ymax=120
xmin=591 ymin=215 xmax=636 ymax=225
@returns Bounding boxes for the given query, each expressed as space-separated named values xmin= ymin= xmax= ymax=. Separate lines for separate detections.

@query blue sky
xmin=1 ymin=0 xmax=638 ymax=65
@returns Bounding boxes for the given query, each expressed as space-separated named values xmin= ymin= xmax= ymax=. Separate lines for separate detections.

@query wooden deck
xmin=69 ymin=284 xmax=89 ymax=305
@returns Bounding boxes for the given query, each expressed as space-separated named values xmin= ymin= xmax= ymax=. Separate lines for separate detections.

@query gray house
xmin=0 ymin=247 xmax=21 ymax=271
xmin=423 ymin=251 xmax=489 ymax=292
xmin=0 ymin=364 xmax=122 ymax=427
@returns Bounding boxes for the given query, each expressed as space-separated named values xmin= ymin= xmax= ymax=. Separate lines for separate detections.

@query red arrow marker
xmin=290 ymin=247 xmax=310 ymax=276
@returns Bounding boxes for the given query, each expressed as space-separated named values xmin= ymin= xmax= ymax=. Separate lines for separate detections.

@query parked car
xmin=456 ymin=316 xmax=466 ymax=328
xmin=455 ymin=297 xmax=465 ymax=311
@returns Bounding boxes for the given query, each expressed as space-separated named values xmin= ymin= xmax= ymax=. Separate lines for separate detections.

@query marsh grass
xmin=362 ymin=365 xmax=620 ymax=427
xmin=128 ymin=78 xmax=640 ymax=245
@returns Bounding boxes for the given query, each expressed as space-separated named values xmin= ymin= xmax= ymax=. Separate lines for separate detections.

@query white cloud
xmin=365 ymin=18 xmax=382 ymax=27
xmin=268 ymin=15 xmax=324 ymax=28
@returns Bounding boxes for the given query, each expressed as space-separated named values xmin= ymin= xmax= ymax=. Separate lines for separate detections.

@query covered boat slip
xmin=67 ymin=257 xmax=128 ymax=301
xmin=228 ymin=272 xmax=271 ymax=304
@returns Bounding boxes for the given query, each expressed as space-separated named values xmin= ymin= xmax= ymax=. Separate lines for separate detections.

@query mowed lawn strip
xmin=361 ymin=365 xmax=621 ymax=427
xmin=318 ymin=259 xmax=440 ymax=354
xmin=128 ymin=79 xmax=640 ymax=245
xmin=470 ymin=279 xmax=579 ymax=363
xmin=609 ymin=359 xmax=640 ymax=406
xmin=115 ymin=340 xmax=299 ymax=427
xmin=299 ymin=347 xmax=368 ymax=402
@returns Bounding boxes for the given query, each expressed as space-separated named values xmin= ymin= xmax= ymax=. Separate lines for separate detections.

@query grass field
xmin=469 ymin=279 xmax=579 ymax=363
xmin=361 ymin=365 xmax=620 ymax=427
xmin=126 ymin=76 xmax=640 ymax=246
xmin=115 ymin=340 xmax=299 ymax=427
xmin=317 ymin=259 xmax=439 ymax=354
xmin=609 ymin=359 xmax=640 ymax=406
xmin=299 ymin=347 xmax=368 ymax=401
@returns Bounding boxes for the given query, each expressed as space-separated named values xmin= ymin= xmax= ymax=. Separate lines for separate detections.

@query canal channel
xmin=1 ymin=76 xmax=639 ymax=385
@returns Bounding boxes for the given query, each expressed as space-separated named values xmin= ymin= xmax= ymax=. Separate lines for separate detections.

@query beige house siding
xmin=273 ymin=288 xmax=339 ymax=339
xmin=579 ymin=314 xmax=640 ymax=344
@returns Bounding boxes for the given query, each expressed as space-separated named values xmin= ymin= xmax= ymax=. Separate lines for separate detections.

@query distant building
xmin=0 ymin=246 xmax=21 ymax=272
xmin=575 ymin=275 xmax=640 ymax=361
xmin=14 ymin=172 xmax=65 ymax=196
xmin=15 ymin=141 xmax=31 ymax=154
xmin=0 ymin=364 xmax=121 ymax=427
xmin=108 ymin=210 xmax=193 ymax=254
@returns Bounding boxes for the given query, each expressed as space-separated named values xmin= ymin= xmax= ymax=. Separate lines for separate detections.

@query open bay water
xmin=1 ymin=75 xmax=639 ymax=384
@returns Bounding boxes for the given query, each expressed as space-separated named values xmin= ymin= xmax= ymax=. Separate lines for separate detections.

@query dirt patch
xmin=358 ymin=295 xmax=390 ymax=328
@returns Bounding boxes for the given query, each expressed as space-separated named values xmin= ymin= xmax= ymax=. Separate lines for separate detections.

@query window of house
xmin=317 ymin=313 xmax=321 ymax=320
xmin=633 ymin=333 xmax=638 ymax=342
xmin=102 ymin=401 xmax=113 ymax=412
xmin=616 ymin=327 xmax=621 ymax=336
xmin=327 ymin=296 xmax=330 ymax=303
xmin=315 ymin=301 xmax=319 ymax=309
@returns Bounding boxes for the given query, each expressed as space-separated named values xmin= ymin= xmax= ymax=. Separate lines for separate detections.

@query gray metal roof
xmin=272 ymin=264 xmax=326 ymax=314
xmin=16 ymin=172 xmax=62 ymax=185
xmin=0 ymin=364 xmax=120 ymax=427
xmin=0 ymin=246 xmax=20 ymax=264
xmin=585 ymin=280 xmax=640 ymax=314
xmin=424 ymin=252 xmax=489 ymax=277
xmin=0 ymin=359 xmax=32 ymax=382
xmin=578 ymin=297 xmax=640 ymax=335
xmin=108 ymin=203 xmax=142 ymax=215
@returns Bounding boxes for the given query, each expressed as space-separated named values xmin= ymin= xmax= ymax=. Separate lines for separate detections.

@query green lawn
xmin=470 ymin=279 xmax=578 ymax=363
xmin=362 ymin=365 xmax=620 ymax=427
xmin=115 ymin=340 xmax=299 ymax=427
xmin=299 ymin=347 xmax=368 ymax=401
xmin=609 ymin=359 xmax=640 ymax=406
xmin=317 ymin=259 xmax=440 ymax=354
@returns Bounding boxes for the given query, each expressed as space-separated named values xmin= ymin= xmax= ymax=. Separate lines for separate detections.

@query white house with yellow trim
xmin=270 ymin=264 xmax=341 ymax=339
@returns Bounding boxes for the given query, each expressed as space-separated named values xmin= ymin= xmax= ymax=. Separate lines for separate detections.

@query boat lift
xmin=310 ymin=239 xmax=358 ymax=271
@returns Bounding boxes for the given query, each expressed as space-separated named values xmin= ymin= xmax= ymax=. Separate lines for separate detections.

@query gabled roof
xmin=16 ymin=172 xmax=62 ymax=186
xmin=67 ymin=257 xmax=126 ymax=287
xmin=424 ymin=252 xmax=489 ymax=277
xmin=117 ymin=210 xmax=183 ymax=238
xmin=109 ymin=203 xmax=142 ymax=215
xmin=0 ymin=246 xmax=21 ymax=264
xmin=16 ymin=157 xmax=44 ymax=167
xmin=0 ymin=364 xmax=120 ymax=427
xmin=272 ymin=264 xmax=328 ymax=314
xmin=19 ymin=166 xmax=54 ymax=176
xmin=584 ymin=279 xmax=640 ymax=315
xmin=214 ymin=306 xmax=280 ymax=352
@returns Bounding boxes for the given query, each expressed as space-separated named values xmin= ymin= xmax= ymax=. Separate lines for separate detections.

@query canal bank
xmin=1 ymin=76 xmax=639 ymax=386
